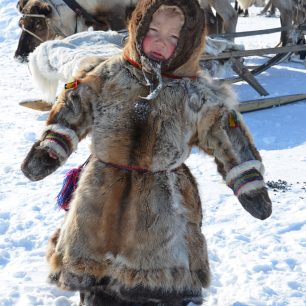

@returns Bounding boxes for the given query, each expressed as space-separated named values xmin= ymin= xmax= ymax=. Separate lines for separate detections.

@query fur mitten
xmin=226 ymin=160 xmax=272 ymax=220
xmin=21 ymin=124 xmax=78 ymax=181
xmin=21 ymin=140 xmax=61 ymax=181
xmin=238 ymin=187 xmax=272 ymax=220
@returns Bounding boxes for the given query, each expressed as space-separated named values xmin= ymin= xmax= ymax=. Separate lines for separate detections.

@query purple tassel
xmin=56 ymin=166 xmax=82 ymax=211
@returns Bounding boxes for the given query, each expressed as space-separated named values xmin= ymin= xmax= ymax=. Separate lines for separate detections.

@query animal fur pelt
xmin=28 ymin=30 xmax=124 ymax=103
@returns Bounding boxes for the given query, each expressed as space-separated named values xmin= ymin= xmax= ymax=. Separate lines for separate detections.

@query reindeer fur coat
xmin=21 ymin=0 xmax=272 ymax=304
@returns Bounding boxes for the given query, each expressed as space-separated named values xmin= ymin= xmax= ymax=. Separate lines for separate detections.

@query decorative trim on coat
xmin=41 ymin=124 xmax=79 ymax=163
xmin=226 ymin=160 xmax=265 ymax=196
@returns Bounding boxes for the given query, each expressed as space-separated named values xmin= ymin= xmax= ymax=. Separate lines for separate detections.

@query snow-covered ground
xmin=0 ymin=1 xmax=305 ymax=305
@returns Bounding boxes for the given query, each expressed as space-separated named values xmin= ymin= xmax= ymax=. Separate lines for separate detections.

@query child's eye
xmin=169 ymin=36 xmax=179 ymax=45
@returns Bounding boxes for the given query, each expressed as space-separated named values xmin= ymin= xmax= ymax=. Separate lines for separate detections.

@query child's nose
xmin=155 ymin=37 xmax=166 ymax=47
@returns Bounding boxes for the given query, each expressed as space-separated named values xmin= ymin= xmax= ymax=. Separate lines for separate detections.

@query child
xmin=21 ymin=0 xmax=272 ymax=305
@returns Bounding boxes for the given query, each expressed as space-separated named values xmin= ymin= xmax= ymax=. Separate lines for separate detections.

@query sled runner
xmin=19 ymin=99 xmax=53 ymax=111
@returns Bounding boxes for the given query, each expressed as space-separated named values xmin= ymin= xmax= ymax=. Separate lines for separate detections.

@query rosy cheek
xmin=142 ymin=36 xmax=152 ymax=53
xmin=166 ymin=44 xmax=177 ymax=58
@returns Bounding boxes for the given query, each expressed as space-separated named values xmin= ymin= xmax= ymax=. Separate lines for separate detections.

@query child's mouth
xmin=150 ymin=51 xmax=165 ymax=60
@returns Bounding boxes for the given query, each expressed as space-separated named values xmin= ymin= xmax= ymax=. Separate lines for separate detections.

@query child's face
xmin=142 ymin=10 xmax=183 ymax=61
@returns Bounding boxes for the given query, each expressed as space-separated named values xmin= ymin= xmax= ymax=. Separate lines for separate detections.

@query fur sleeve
xmin=21 ymin=79 xmax=97 ymax=181
xmin=196 ymin=89 xmax=266 ymax=197
xmin=46 ymin=78 xmax=95 ymax=141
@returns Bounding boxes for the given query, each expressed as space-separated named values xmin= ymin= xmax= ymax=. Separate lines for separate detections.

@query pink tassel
xmin=56 ymin=166 xmax=82 ymax=211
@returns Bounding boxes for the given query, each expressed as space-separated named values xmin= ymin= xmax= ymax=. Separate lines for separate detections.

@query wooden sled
xmin=19 ymin=99 xmax=52 ymax=111
xmin=203 ymin=22 xmax=306 ymax=96
xmin=19 ymin=24 xmax=306 ymax=111
xmin=239 ymin=93 xmax=306 ymax=113
xmin=209 ymin=23 xmax=306 ymax=41
xmin=201 ymin=44 xmax=306 ymax=96
xmin=20 ymin=47 xmax=305 ymax=111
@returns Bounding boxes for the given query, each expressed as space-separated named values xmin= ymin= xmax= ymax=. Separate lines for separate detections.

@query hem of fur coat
xmin=47 ymin=222 xmax=210 ymax=293
xmin=47 ymin=257 xmax=210 ymax=289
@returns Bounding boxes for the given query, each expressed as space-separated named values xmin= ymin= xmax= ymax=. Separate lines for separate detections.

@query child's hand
xmin=238 ymin=187 xmax=272 ymax=220
xmin=21 ymin=141 xmax=61 ymax=181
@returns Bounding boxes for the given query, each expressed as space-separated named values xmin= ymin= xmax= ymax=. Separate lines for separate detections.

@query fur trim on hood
xmin=123 ymin=0 xmax=206 ymax=76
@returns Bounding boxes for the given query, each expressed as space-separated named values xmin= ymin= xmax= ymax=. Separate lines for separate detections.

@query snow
xmin=0 ymin=2 xmax=305 ymax=305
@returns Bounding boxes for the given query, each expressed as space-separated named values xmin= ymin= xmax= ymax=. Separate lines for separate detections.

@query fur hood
xmin=123 ymin=0 xmax=206 ymax=76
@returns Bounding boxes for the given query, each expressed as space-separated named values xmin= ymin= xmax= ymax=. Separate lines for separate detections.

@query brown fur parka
xmin=21 ymin=0 xmax=272 ymax=304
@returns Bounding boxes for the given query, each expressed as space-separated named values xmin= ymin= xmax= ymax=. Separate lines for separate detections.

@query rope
xmin=20 ymin=11 xmax=69 ymax=43
xmin=21 ymin=25 xmax=44 ymax=42
xmin=22 ymin=14 xmax=46 ymax=18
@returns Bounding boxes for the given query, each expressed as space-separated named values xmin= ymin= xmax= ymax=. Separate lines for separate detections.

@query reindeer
xmin=271 ymin=0 xmax=306 ymax=46
xmin=15 ymin=0 xmax=137 ymax=61
xmin=199 ymin=0 xmax=238 ymax=37
xmin=258 ymin=1 xmax=306 ymax=46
